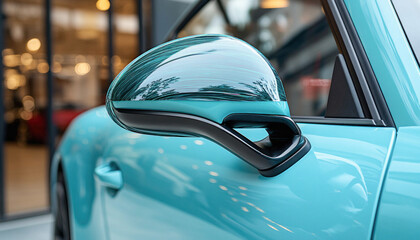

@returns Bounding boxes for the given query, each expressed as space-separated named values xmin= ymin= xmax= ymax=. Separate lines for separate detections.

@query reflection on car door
xmin=99 ymin=123 xmax=394 ymax=239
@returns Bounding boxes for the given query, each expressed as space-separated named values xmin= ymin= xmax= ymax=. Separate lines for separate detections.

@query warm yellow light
xmin=75 ymin=62 xmax=91 ymax=76
xmin=54 ymin=54 xmax=64 ymax=63
xmin=28 ymin=59 xmax=37 ymax=70
xmin=101 ymin=56 xmax=109 ymax=65
xmin=53 ymin=61 xmax=62 ymax=73
xmin=23 ymin=95 xmax=35 ymax=112
xmin=96 ymin=0 xmax=110 ymax=11
xmin=5 ymin=69 xmax=17 ymax=77
xmin=261 ymin=0 xmax=289 ymax=9
xmin=6 ymin=74 xmax=22 ymax=90
xmin=3 ymin=54 xmax=20 ymax=67
xmin=2 ymin=48 xmax=14 ymax=56
xmin=112 ymin=55 xmax=122 ymax=66
xmin=27 ymin=38 xmax=41 ymax=52
xmin=21 ymin=53 xmax=33 ymax=66
xmin=20 ymin=110 xmax=33 ymax=121
xmin=7 ymin=73 xmax=27 ymax=88
xmin=5 ymin=70 xmax=25 ymax=88
xmin=75 ymin=55 xmax=86 ymax=63
xmin=18 ymin=75 xmax=26 ymax=87
xmin=37 ymin=62 xmax=49 ymax=73
xmin=76 ymin=29 xmax=99 ymax=40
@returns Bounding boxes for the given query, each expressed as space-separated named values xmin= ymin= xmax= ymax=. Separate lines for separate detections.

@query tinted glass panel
xmin=3 ymin=0 xmax=49 ymax=215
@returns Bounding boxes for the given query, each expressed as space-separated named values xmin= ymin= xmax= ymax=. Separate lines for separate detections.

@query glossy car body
xmin=50 ymin=0 xmax=420 ymax=239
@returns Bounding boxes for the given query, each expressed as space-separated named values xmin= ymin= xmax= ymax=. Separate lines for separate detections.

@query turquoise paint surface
xmin=53 ymin=107 xmax=395 ymax=240
xmin=112 ymin=100 xmax=289 ymax=124
xmin=373 ymin=127 xmax=420 ymax=239
xmin=52 ymin=107 xmax=112 ymax=240
xmin=345 ymin=0 xmax=420 ymax=127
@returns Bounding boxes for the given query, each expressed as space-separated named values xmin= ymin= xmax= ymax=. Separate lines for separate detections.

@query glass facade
xmin=0 ymin=0 xmax=147 ymax=219
xmin=3 ymin=0 xmax=49 ymax=216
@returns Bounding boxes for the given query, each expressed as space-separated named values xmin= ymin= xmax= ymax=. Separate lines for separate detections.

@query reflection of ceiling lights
xmin=21 ymin=53 xmax=33 ymax=66
xmin=261 ymin=0 xmax=289 ymax=9
xmin=22 ymin=95 xmax=35 ymax=112
xmin=101 ymin=56 xmax=109 ymax=65
xmin=75 ymin=55 xmax=87 ymax=63
xmin=27 ymin=38 xmax=41 ymax=52
xmin=20 ymin=110 xmax=33 ymax=121
xmin=6 ymin=75 xmax=20 ymax=90
xmin=54 ymin=54 xmax=64 ymax=63
xmin=96 ymin=0 xmax=110 ymax=11
xmin=3 ymin=54 xmax=20 ymax=67
xmin=2 ymin=48 xmax=14 ymax=56
xmin=53 ymin=62 xmax=62 ymax=73
xmin=76 ymin=29 xmax=100 ymax=40
xmin=37 ymin=62 xmax=49 ymax=73
xmin=75 ymin=62 xmax=91 ymax=76
xmin=6 ymin=73 xmax=26 ymax=90
xmin=112 ymin=55 xmax=121 ymax=66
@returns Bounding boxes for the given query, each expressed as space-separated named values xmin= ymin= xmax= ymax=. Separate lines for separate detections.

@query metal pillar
xmin=108 ymin=0 xmax=114 ymax=83
xmin=137 ymin=0 xmax=145 ymax=54
xmin=0 ymin=0 xmax=5 ymax=220
xmin=46 ymin=0 xmax=55 ymax=170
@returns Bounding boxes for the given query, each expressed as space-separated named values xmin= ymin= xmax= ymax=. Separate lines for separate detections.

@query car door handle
xmin=94 ymin=162 xmax=123 ymax=190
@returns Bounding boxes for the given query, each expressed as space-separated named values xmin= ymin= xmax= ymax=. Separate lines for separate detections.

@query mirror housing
xmin=106 ymin=34 xmax=310 ymax=177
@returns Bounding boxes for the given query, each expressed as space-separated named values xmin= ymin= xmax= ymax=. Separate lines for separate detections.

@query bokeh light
xmin=75 ymin=62 xmax=91 ymax=76
xmin=53 ymin=61 xmax=62 ymax=73
xmin=261 ymin=0 xmax=289 ymax=9
xmin=96 ymin=0 xmax=110 ymax=11
xmin=37 ymin=62 xmax=49 ymax=73
xmin=21 ymin=53 xmax=33 ymax=66
xmin=27 ymin=38 xmax=41 ymax=52
xmin=22 ymin=96 xmax=35 ymax=112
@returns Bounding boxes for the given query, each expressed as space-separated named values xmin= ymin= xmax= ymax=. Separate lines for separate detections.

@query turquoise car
xmin=51 ymin=0 xmax=420 ymax=239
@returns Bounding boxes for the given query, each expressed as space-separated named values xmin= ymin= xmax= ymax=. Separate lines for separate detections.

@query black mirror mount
xmin=113 ymin=108 xmax=310 ymax=177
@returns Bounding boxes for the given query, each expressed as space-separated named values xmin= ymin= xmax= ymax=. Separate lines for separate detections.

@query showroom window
xmin=0 ymin=0 xmax=150 ymax=221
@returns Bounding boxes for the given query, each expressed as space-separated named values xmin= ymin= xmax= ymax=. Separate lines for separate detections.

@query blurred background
xmin=0 ymin=0 xmax=337 ymax=238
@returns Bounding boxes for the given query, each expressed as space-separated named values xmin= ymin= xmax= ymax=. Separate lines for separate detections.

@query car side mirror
xmin=106 ymin=34 xmax=310 ymax=177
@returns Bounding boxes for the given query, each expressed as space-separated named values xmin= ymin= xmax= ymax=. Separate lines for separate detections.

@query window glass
xmin=52 ymin=0 xmax=109 ymax=140
xmin=179 ymin=0 xmax=339 ymax=116
xmin=3 ymin=0 xmax=49 ymax=215
xmin=114 ymin=0 xmax=140 ymax=76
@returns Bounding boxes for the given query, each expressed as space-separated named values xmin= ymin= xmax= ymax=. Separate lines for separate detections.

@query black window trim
xmin=320 ymin=0 xmax=394 ymax=127
xmin=164 ymin=0 xmax=395 ymax=127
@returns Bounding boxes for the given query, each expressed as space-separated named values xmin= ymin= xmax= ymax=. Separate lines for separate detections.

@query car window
xmin=178 ymin=0 xmax=340 ymax=117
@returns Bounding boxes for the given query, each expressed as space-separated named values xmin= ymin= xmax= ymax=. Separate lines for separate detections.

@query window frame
xmin=164 ymin=0 xmax=394 ymax=127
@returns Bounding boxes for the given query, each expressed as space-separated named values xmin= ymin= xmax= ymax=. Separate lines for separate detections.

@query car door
xmin=99 ymin=123 xmax=394 ymax=239
xmin=98 ymin=0 xmax=396 ymax=239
